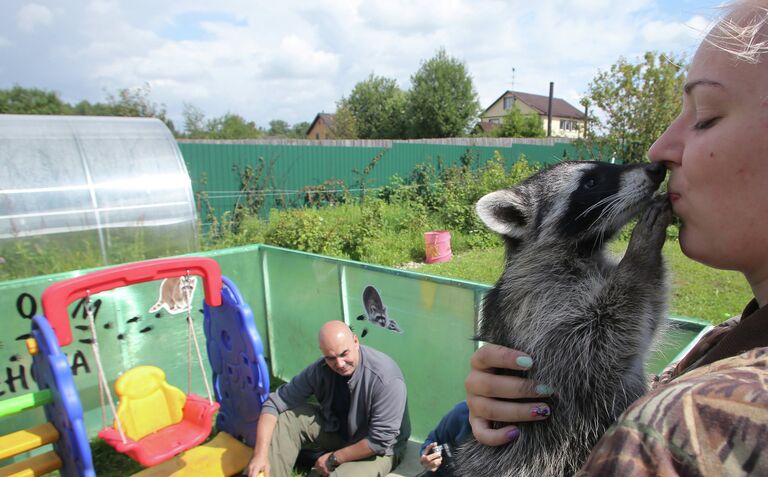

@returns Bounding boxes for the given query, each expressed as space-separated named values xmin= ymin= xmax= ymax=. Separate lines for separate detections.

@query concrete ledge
xmin=387 ymin=440 xmax=424 ymax=477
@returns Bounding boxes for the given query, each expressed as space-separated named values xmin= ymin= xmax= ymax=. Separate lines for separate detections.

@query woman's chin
xmin=679 ymin=232 xmax=726 ymax=270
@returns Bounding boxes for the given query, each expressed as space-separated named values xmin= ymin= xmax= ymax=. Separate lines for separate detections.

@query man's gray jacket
xmin=261 ymin=344 xmax=410 ymax=455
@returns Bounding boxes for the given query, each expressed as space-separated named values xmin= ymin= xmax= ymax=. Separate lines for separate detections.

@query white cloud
xmin=640 ymin=19 xmax=702 ymax=47
xmin=16 ymin=3 xmax=53 ymax=33
xmin=0 ymin=0 xmax=727 ymax=130
xmin=86 ymin=0 xmax=120 ymax=16
xmin=686 ymin=15 xmax=713 ymax=37
xmin=358 ymin=0 xmax=471 ymax=32
xmin=259 ymin=35 xmax=340 ymax=80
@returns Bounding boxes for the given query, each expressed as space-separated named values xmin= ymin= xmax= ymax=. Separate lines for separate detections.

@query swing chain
xmin=181 ymin=270 xmax=214 ymax=404
xmin=85 ymin=291 xmax=126 ymax=444
xmin=84 ymin=296 xmax=95 ymax=320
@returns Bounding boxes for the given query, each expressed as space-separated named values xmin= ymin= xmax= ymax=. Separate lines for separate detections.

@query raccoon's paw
xmin=627 ymin=196 xmax=672 ymax=255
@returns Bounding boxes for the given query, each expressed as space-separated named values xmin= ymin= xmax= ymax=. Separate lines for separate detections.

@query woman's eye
xmin=693 ymin=117 xmax=720 ymax=130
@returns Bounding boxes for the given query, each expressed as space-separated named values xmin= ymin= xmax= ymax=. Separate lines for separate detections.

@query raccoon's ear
xmin=476 ymin=189 xmax=529 ymax=238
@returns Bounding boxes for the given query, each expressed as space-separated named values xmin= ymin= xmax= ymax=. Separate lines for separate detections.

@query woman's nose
xmin=648 ymin=119 xmax=683 ymax=166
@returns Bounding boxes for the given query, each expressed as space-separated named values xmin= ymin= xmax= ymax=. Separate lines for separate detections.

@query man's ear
xmin=476 ymin=189 xmax=529 ymax=239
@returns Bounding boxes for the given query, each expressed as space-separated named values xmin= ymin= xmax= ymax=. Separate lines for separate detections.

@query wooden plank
xmin=0 ymin=450 xmax=62 ymax=477
xmin=0 ymin=423 xmax=59 ymax=461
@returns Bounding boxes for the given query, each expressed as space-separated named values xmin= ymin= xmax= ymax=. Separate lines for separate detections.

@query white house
xmin=480 ymin=90 xmax=586 ymax=138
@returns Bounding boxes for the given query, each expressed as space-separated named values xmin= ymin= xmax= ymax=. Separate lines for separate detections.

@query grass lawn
xmin=416 ymin=239 xmax=752 ymax=325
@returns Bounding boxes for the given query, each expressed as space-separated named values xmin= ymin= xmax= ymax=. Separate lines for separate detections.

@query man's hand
xmin=245 ymin=453 xmax=268 ymax=477
xmin=420 ymin=442 xmax=443 ymax=472
xmin=314 ymin=452 xmax=335 ymax=476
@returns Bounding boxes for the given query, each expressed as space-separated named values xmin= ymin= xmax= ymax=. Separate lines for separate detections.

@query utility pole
xmin=547 ymin=82 xmax=554 ymax=137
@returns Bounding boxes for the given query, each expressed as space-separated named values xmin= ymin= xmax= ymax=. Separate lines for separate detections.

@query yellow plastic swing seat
xmin=98 ymin=366 xmax=220 ymax=467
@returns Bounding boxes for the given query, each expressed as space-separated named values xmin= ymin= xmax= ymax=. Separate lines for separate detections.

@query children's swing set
xmin=0 ymin=257 xmax=270 ymax=476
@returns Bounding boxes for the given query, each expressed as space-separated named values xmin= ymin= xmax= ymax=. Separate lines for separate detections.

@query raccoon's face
xmin=476 ymin=161 xmax=666 ymax=248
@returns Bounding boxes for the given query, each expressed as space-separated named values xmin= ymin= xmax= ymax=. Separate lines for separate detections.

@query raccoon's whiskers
xmin=578 ymin=194 xmax=618 ymax=219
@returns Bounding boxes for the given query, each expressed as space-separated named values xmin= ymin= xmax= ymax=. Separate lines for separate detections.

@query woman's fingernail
xmin=535 ymin=384 xmax=553 ymax=395
xmin=516 ymin=356 xmax=533 ymax=369
xmin=531 ymin=405 xmax=551 ymax=417
xmin=506 ymin=428 xmax=520 ymax=441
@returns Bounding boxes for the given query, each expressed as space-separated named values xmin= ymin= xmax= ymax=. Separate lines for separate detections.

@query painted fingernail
xmin=535 ymin=384 xmax=553 ymax=395
xmin=531 ymin=405 xmax=551 ymax=417
xmin=506 ymin=428 xmax=520 ymax=441
xmin=516 ymin=356 xmax=533 ymax=369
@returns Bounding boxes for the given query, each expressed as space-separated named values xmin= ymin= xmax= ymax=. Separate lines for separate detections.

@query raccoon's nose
xmin=644 ymin=162 xmax=666 ymax=185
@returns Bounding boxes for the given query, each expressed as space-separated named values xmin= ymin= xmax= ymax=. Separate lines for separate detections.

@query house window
xmin=489 ymin=118 xmax=501 ymax=124
xmin=559 ymin=120 xmax=577 ymax=131
xmin=316 ymin=133 xmax=320 ymax=139
xmin=503 ymin=97 xmax=515 ymax=110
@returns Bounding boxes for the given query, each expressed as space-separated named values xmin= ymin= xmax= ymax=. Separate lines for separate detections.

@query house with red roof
xmin=480 ymin=90 xmax=586 ymax=138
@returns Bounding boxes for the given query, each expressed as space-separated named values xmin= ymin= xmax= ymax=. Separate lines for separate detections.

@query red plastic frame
xmin=41 ymin=257 xmax=222 ymax=346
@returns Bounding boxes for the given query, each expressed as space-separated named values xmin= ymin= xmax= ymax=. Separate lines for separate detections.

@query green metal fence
xmin=0 ymin=244 xmax=710 ymax=444
xmin=179 ymin=141 xmax=589 ymax=225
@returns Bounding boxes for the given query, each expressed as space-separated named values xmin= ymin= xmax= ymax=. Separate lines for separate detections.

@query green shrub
xmin=264 ymin=208 xmax=348 ymax=257
xmin=198 ymin=153 xmax=539 ymax=266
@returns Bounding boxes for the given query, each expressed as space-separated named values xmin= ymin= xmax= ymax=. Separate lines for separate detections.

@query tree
xmin=182 ymin=103 xmax=207 ymax=138
xmin=105 ymin=83 xmax=177 ymax=134
xmin=340 ymin=74 xmax=407 ymax=139
xmin=407 ymin=48 xmax=480 ymax=138
xmin=291 ymin=121 xmax=311 ymax=138
xmin=493 ymin=107 xmax=546 ymax=138
xmin=0 ymin=83 xmax=178 ymax=134
xmin=267 ymin=119 xmax=291 ymax=137
xmin=71 ymin=99 xmax=114 ymax=116
xmin=584 ymin=51 xmax=686 ymax=163
xmin=205 ymin=113 xmax=263 ymax=139
xmin=329 ymin=102 xmax=358 ymax=139
xmin=0 ymin=85 xmax=72 ymax=115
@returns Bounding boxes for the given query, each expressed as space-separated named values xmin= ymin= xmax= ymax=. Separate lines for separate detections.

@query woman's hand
xmin=420 ymin=442 xmax=443 ymax=472
xmin=465 ymin=344 xmax=553 ymax=446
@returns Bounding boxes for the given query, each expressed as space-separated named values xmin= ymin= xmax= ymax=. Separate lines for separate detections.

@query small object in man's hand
xmin=432 ymin=443 xmax=453 ymax=458
xmin=327 ymin=452 xmax=340 ymax=471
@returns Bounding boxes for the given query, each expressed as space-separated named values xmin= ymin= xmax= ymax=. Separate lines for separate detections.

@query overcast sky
xmin=1 ymin=1 xmax=722 ymax=132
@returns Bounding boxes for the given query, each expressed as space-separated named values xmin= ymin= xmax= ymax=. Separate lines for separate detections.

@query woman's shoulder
xmin=578 ymin=347 xmax=768 ymax=476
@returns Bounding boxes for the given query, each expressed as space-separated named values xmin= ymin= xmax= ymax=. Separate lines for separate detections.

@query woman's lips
xmin=668 ymin=192 xmax=681 ymax=202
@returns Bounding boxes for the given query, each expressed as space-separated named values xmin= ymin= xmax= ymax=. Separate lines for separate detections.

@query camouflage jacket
xmin=576 ymin=300 xmax=768 ymax=476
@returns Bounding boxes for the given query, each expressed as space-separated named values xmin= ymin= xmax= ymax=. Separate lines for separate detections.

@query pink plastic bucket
xmin=424 ymin=231 xmax=452 ymax=264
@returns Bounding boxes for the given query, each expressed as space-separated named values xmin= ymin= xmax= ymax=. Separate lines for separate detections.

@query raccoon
xmin=454 ymin=161 xmax=672 ymax=477
xmin=148 ymin=276 xmax=197 ymax=315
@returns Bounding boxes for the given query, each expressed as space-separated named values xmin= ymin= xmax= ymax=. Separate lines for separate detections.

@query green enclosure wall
xmin=0 ymin=244 xmax=710 ymax=445
xmin=179 ymin=141 xmax=588 ymax=224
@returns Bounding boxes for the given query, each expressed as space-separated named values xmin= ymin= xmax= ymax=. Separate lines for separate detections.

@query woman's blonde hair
xmin=707 ymin=0 xmax=768 ymax=63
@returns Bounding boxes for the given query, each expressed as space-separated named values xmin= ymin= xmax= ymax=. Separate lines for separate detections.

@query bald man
xmin=246 ymin=320 xmax=410 ymax=477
